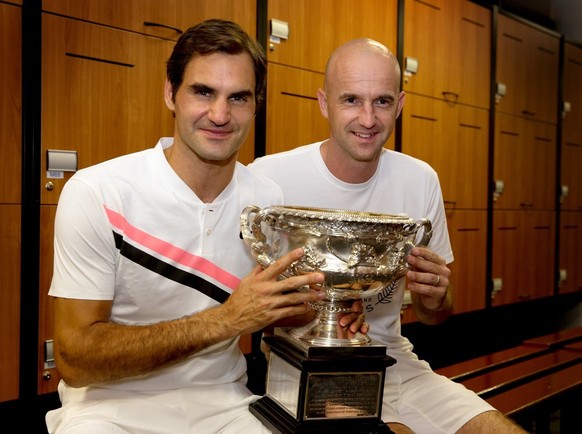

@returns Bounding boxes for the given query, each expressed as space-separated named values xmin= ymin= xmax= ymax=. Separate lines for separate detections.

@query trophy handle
xmin=240 ymin=205 xmax=275 ymax=268
xmin=240 ymin=205 xmax=261 ymax=243
xmin=397 ymin=219 xmax=433 ymax=271
xmin=413 ymin=218 xmax=433 ymax=247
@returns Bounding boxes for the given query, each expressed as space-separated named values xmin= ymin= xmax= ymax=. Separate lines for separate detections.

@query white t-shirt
xmin=49 ymin=137 xmax=283 ymax=392
xmin=249 ymin=143 xmax=497 ymax=433
xmin=249 ymin=141 xmax=453 ymax=350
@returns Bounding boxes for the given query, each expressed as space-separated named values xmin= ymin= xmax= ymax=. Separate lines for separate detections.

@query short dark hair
xmin=166 ymin=19 xmax=267 ymax=111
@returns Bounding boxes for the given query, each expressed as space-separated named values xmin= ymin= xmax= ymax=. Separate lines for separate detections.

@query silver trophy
xmin=241 ymin=205 xmax=432 ymax=433
xmin=240 ymin=205 xmax=432 ymax=346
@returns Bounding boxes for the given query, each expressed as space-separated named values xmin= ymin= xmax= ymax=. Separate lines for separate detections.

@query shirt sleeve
xmin=49 ymin=176 xmax=117 ymax=300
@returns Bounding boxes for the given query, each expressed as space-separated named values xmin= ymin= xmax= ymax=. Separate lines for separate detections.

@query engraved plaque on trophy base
xmin=249 ymin=331 xmax=395 ymax=434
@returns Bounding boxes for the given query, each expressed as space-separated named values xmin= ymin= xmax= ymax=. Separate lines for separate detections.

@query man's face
xmin=318 ymin=48 xmax=404 ymax=163
xmin=164 ymin=52 xmax=256 ymax=163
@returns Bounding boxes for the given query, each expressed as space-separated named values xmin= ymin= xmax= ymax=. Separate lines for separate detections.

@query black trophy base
xmin=250 ymin=333 xmax=396 ymax=434
xmin=250 ymin=396 xmax=394 ymax=434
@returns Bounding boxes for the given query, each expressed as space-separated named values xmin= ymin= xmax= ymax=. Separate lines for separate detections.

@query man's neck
xmin=164 ymin=144 xmax=236 ymax=203
xmin=320 ymin=140 xmax=379 ymax=184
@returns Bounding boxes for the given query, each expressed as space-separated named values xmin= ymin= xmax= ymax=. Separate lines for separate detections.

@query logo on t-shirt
xmin=363 ymin=279 xmax=399 ymax=313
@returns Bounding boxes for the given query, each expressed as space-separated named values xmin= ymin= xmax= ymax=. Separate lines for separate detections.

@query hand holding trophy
xmin=241 ymin=205 xmax=432 ymax=433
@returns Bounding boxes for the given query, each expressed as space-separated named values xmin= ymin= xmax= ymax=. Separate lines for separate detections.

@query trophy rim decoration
xmin=265 ymin=205 xmax=414 ymax=223
xmin=240 ymin=205 xmax=432 ymax=346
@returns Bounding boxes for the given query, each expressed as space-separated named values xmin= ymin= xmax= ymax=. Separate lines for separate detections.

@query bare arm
xmin=54 ymin=248 xmax=325 ymax=387
xmin=406 ymin=247 xmax=453 ymax=325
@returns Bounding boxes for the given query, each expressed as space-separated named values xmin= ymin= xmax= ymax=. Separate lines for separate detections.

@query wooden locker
xmin=38 ymin=206 xmax=58 ymax=394
xmin=561 ymin=42 xmax=582 ymax=212
xmin=266 ymin=0 xmax=397 ymax=74
xmin=0 ymin=1 xmax=22 ymax=404
xmin=265 ymin=64 xmax=329 ymax=155
xmin=0 ymin=205 xmax=21 ymax=402
xmin=560 ymin=128 xmax=582 ymax=211
xmin=492 ymin=210 xmax=555 ymax=306
xmin=562 ymin=43 xmax=582 ymax=135
xmin=401 ymin=93 xmax=489 ymax=210
xmin=0 ymin=2 xmax=22 ymax=204
xmin=41 ymin=14 xmax=176 ymax=204
xmin=42 ymin=0 xmax=257 ymax=43
xmin=558 ymin=211 xmax=582 ymax=295
xmin=496 ymin=14 xmax=559 ymax=124
xmin=493 ymin=112 xmax=556 ymax=211
xmin=403 ymin=0 xmax=491 ymax=109
xmin=446 ymin=210 xmax=487 ymax=313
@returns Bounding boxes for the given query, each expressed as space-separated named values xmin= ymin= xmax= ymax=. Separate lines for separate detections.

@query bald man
xmin=249 ymin=38 xmax=527 ymax=434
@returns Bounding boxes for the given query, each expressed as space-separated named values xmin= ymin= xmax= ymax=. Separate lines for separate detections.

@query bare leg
xmin=457 ymin=410 xmax=528 ymax=433
xmin=387 ymin=422 xmax=415 ymax=434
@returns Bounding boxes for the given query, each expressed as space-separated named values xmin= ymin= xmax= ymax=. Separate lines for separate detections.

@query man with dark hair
xmin=45 ymin=19 xmax=325 ymax=433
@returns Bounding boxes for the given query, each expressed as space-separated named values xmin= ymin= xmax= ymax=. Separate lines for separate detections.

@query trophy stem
xmin=288 ymin=300 xmax=371 ymax=346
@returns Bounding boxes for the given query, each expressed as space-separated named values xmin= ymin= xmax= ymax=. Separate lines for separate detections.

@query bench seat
xmin=435 ymin=334 xmax=582 ymax=432
xmin=485 ymin=362 xmax=582 ymax=416
xmin=434 ymin=345 xmax=549 ymax=382
xmin=522 ymin=325 xmax=582 ymax=349
xmin=459 ymin=350 xmax=580 ymax=398
xmin=564 ymin=341 xmax=582 ymax=355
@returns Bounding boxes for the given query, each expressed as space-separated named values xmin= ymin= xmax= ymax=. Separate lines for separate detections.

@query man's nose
xmin=208 ymin=98 xmax=231 ymax=125
xmin=358 ymin=103 xmax=376 ymax=128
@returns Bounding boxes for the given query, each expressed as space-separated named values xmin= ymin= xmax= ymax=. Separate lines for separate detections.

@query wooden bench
xmin=564 ymin=341 xmax=582 ymax=355
xmin=485 ymin=363 xmax=582 ymax=415
xmin=435 ymin=327 xmax=582 ymax=432
xmin=434 ymin=344 xmax=550 ymax=382
xmin=522 ymin=325 xmax=582 ymax=349
xmin=485 ymin=362 xmax=582 ymax=433
xmin=459 ymin=350 xmax=580 ymax=399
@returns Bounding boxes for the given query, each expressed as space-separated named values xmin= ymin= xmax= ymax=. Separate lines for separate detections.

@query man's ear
xmin=396 ymin=91 xmax=406 ymax=119
xmin=164 ymin=79 xmax=175 ymax=112
xmin=317 ymin=88 xmax=329 ymax=119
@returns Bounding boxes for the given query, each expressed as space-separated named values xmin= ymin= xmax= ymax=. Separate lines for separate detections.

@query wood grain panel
xmin=41 ymin=14 xmax=175 ymax=204
xmin=0 ymin=2 xmax=21 ymax=204
xmin=496 ymin=14 xmax=559 ymax=124
xmin=403 ymin=0 xmax=491 ymax=109
xmin=525 ymin=211 xmax=555 ymax=300
xmin=265 ymin=64 xmax=328 ymax=155
xmin=561 ymin=129 xmax=582 ymax=211
xmin=43 ymin=0 xmax=257 ymax=41
xmin=401 ymin=93 xmax=489 ymax=209
xmin=0 ymin=205 xmax=21 ymax=402
xmin=446 ymin=209 xmax=487 ymax=313
xmin=38 ymin=205 xmax=59 ymax=394
xmin=494 ymin=113 xmax=556 ymax=211
xmin=562 ymin=43 xmax=582 ymax=135
xmin=492 ymin=210 xmax=555 ymax=306
xmin=491 ymin=210 xmax=521 ymax=306
xmin=267 ymin=0 xmax=397 ymax=73
xmin=0 ymin=1 xmax=22 ymax=405
xmin=558 ymin=211 xmax=582 ymax=295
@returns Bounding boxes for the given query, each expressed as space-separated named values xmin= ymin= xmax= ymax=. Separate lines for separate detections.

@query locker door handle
xmin=144 ymin=21 xmax=183 ymax=35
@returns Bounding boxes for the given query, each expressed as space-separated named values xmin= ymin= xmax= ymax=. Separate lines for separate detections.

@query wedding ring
xmin=433 ymin=275 xmax=440 ymax=287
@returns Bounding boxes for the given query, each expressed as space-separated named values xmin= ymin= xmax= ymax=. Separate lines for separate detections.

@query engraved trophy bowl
xmin=240 ymin=205 xmax=432 ymax=347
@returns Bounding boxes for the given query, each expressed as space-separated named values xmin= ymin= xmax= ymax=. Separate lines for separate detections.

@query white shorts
xmin=381 ymin=351 xmax=496 ymax=433
xmin=46 ymin=379 xmax=272 ymax=434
